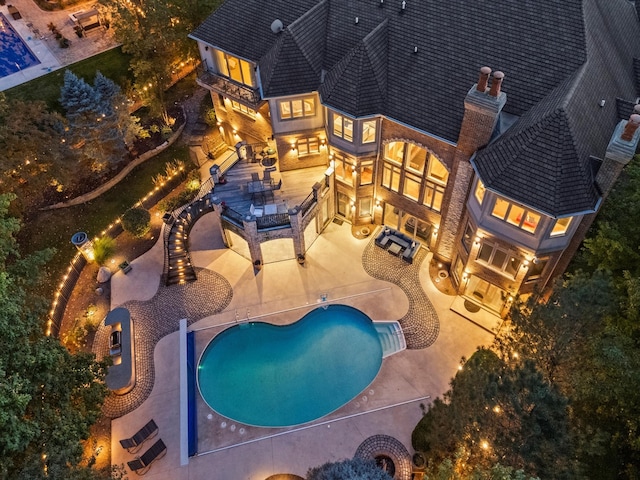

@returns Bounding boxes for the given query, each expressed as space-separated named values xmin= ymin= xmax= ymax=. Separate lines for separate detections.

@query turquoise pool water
xmin=0 ymin=14 xmax=40 ymax=78
xmin=197 ymin=304 xmax=383 ymax=427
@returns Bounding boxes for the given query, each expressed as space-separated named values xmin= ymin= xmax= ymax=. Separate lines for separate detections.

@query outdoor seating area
xmin=375 ymin=227 xmax=421 ymax=264
xmin=247 ymin=169 xmax=282 ymax=204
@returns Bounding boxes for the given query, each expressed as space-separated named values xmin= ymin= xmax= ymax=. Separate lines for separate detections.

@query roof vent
xmin=271 ymin=19 xmax=284 ymax=34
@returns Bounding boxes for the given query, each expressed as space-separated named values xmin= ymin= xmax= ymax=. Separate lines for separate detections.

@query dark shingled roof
xmin=320 ymin=20 xmax=388 ymax=117
xmin=192 ymin=0 xmax=640 ymax=215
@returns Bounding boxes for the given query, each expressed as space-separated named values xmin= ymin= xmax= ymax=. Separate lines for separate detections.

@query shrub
xmin=93 ymin=236 xmax=116 ymax=265
xmin=204 ymin=108 xmax=217 ymax=127
xmin=121 ymin=207 xmax=151 ymax=238
xmin=157 ymin=190 xmax=195 ymax=213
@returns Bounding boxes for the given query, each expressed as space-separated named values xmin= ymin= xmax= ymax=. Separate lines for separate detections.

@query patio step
xmin=374 ymin=321 xmax=407 ymax=358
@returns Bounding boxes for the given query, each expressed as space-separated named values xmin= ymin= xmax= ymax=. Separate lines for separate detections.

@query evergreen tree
xmin=59 ymin=70 xmax=127 ymax=170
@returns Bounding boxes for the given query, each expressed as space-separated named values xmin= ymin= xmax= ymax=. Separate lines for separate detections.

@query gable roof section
xmin=260 ymin=31 xmax=321 ymax=97
xmin=320 ymin=20 xmax=388 ymax=117
xmin=189 ymin=0 xmax=319 ymax=60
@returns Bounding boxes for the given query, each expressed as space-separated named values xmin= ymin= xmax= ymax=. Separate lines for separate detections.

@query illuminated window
xmin=297 ymin=137 xmax=320 ymax=156
xmin=491 ymin=198 xmax=540 ymax=234
xmin=279 ymin=97 xmax=315 ymax=120
xmin=427 ymin=156 xmax=448 ymax=185
xmin=475 ymin=179 xmax=486 ymax=205
xmin=403 ymin=172 xmax=422 ymax=201
xmin=362 ymin=120 xmax=377 ymax=143
xmin=405 ymin=144 xmax=427 ymax=174
xmin=333 ymin=152 xmax=354 ymax=185
xmin=423 ymin=181 xmax=445 ymax=212
xmin=333 ymin=114 xmax=353 ymax=142
xmin=384 ymin=142 xmax=405 ymax=165
xmin=550 ymin=217 xmax=572 ymax=237
xmin=382 ymin=162 xmax=401 ymax=192
xmin=230 ymin=100 xmax=256 ymax=118
xmin=477 ymin=241 xmax=521 ymax=278
xmin=360 ymin=161 xmax=374 ymax=185
xmin=214 ymin=49 xmax=254 ymax=87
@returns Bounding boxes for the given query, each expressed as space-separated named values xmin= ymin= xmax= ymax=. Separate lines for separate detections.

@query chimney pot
xmin=634 ymin=104 xmax=640 ymax=115
xmin=477 ymin=66 xmax=492 ymax=92
xmin=489 ymin=71 xmax=505 ymax=97
xmin=621 ymin=113 xmax=640 ymax=141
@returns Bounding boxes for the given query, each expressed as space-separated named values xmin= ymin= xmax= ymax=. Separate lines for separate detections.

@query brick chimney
xmin=476 ymin=66 xmax=492 ymax=92
xmin=435 ymin=68 xmax=508 ymax=263
xmin=489 ymin=71 xmax=505 ymax=97
xmin=596 ymin=110 xmax=640 ymax=196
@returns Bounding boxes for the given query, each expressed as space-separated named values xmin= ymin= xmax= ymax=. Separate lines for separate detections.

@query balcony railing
xmin=300 ymin=191 xmax=317 ymax=217
xmin=196 ymin=65 xmax=261 ymax=107
xmin=257 ymin=213 xmax=291 ymax=230
xmin=221 ymin=205 xmax=245 ymax=227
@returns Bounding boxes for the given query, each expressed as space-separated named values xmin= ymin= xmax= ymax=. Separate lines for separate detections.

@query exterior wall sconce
xmin=351 ymin=165 xmax=357 ymax=172
xmin=375 ymin=199 xmax=381 ymax=207
xmin=232 ymin=128 xmax=237 ymax=134
xmin=291 ymin=142 xmax=296 ymax=150
xmin=474 ymin=236 xmax=481 ymax=244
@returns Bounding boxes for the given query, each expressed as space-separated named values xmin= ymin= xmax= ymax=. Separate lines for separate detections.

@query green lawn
xmin=5 ymin=47 xmax=133 ymax=113
xmin=20 ymin=144 xmax=192 ymax=297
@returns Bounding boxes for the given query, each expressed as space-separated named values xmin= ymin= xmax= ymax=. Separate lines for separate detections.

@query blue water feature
xmin=0 ymin=13 xmax=41 ymax=78
xmin=197 ymin=304 xmax=383 ymax=427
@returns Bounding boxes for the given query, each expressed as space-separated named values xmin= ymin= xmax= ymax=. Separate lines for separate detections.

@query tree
xmin=0 ymin=193 xmax=109 ymax=479
xmin=59 ymin=70 xmax=128 ymax=170
xmin=98 ymin=0 xmax=222 ymax=123
xmin=413 ymin=349 xmax=575 ymax=479
xmin=0 ymin=93 xmax=74 ymax=215
xmin=93 ymin=71 xmax=147 ymax=148
xmin=579 ymin=158 xmax=640 ymax=277
xmin=121 ymin=206 xmax=151 ymax=238
xmin=306 ymin=458 xmax=393 ymax=480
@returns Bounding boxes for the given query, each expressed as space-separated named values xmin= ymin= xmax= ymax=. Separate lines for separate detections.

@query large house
xmin=190 ymin=0 xmax=640 ymax=316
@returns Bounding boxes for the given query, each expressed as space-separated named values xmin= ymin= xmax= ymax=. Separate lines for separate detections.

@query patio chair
xmin=127 ymin=438 xmax=167 ymax=475
xmin=119 ymin=419 xmax=159 ymax=453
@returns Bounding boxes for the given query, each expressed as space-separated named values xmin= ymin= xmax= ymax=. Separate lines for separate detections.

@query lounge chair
xmin=127 ymin=438 xmax=167 ymax=475
xmin=119 ymin=419 xmax=158 ymax=453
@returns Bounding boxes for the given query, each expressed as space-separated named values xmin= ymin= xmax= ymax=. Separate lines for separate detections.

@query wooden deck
xmin=212 ymin=160 xmax=327 ymax=216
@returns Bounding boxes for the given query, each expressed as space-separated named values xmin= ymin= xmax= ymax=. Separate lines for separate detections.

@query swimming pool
xmin=0 ymin=13 xmax=40 ymax=78
xmin=197 ymin=304 xmax=383 ymax=427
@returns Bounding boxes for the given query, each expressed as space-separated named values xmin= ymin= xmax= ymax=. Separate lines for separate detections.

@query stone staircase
xmin=163 ymin=178 xmax=215 ymax=286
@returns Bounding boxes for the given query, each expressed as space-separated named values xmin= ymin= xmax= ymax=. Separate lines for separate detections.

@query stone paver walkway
xmin=95 ymin=268 xmax=232 ymax=418
xmin=362 ymin=239 xmax=440 ymax=349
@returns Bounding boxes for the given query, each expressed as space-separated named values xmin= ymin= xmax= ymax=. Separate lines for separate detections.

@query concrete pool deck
xmin=108 ymin=215 xmax=495 ymax=479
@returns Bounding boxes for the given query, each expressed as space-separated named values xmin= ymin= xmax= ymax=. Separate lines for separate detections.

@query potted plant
xmin=253 ymin=259 xmax=262 ymax=271
xmin=297 ymin=254 xmax=305 ymax=265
